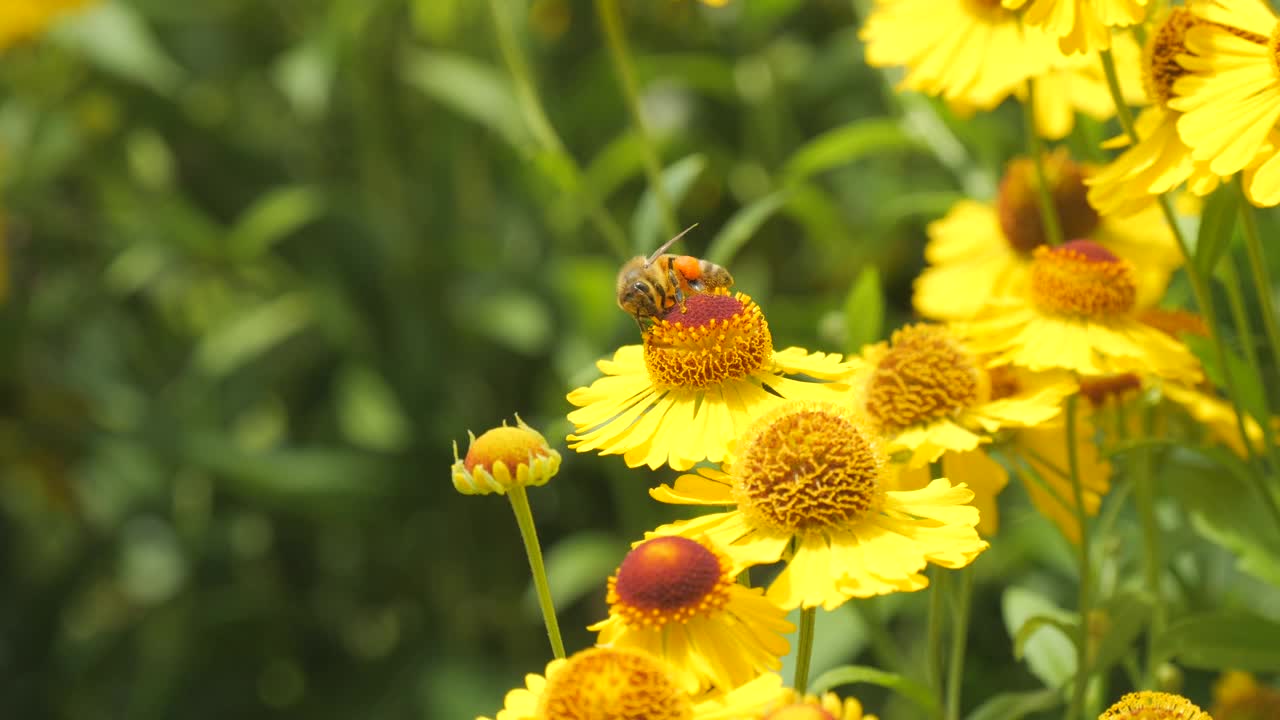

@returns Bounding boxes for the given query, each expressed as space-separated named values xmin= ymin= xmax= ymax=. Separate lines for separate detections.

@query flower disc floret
xmin=1029 ymin=240 xmax=1137 ymax=317
xmin=732 ymin=402 xmax=882 ymax=535
xmin=452 ymin=417 xmax=560 ymax=495
xmin=1144 ymin=9 xmax=1198 ymax=105
xmin=536 ymin=648 xmax=691 ymax=720
xmin=643 ymin=290 xmax=772 ymax=389
xmin=996 ymin=151 xmax=1099 ymax=253
xmin=865 ymin=324 xmax=981 ymax=434
xmin=1099 ymin=691 xmax=1211 ymax=720
xmin=765 ymin=705 xmax=838 ymax=720
xmin=609 ymin=537 xmax=732 ymax=628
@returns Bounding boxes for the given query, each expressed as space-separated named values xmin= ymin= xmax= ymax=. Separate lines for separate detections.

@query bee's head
xmin=617 ymin=263 xmax=660 ymax=320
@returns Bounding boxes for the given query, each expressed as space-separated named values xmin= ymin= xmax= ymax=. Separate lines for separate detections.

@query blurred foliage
xmin=4 ymin=1 xmax=1280 ymax=719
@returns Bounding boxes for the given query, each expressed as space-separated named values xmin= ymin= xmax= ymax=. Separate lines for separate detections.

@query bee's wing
xmin=644 ymin=223 xmax=699 ymax=266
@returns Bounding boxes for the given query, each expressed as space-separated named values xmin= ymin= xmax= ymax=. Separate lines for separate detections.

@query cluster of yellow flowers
xmin=454 ymin=1 xmax=1280 ymax=718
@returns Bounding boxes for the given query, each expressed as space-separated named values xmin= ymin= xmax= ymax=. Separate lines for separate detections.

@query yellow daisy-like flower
xmin=649 ymin=401 xmax=988 ymax=610
xmin=1213 ymin=670 xmax=1280 ymax=720
xmin=567 ymin=290 xmax=853 ymax=471
xmin=478 ymin=646 xmax=787 ymax=720
xmin=1099 ymin=690 xmax=1212 ymax=719
xmin=915 ymin=151 xmax=1180 ymax=321
xmin=452 ymin=416 xmax=561 ymax=495
xmin=1087 ymin=8 xmax=1229 ymax=217
xmin=1025 ymin=31 xmax=1146 ymax=140
xmin=1003 ymin=0 xmax=1147 ymax=54
xmin=588 ymin=536 xmax=793 ymax=694
xmin=0 ymin=0 xmax=93 ymax=49
xmin=753 ymin=691 xmax=880 ymax=720
xmin=966 ymin=239 xmax=1203 ymax=382
xmin=1169 ymin=0 xmax=1280 ymax=206
xmin=861 ymin=0 xmax=1058 ymax=110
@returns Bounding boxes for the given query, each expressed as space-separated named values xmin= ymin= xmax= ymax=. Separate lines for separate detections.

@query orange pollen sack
xmin=672 ymin=255 xmax=702 ymax=280
xmin=1029 ymin=239 xmax=1137 ymax=318
xmin=643 ymin=291 xmax=772 ymax=389
xmin=608 ymin=536 xmax=732 ymax=628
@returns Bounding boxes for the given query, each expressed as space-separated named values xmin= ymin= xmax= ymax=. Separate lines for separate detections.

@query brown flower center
xmin=537 ymin=648 xmax=692 ymax=720
xmin=1100 ymin=691 xmax=1211 ymax=720
xmin=608 ymin=537 xmax=731 ymax=628
xmin=864 ymin=324 xmax=981 ymax=434
xmin=996 ymin=150 xmax=1099 ymax=253
xmin=1029 ymin=240 xmax=1137 ymax=318
xmin=643 ymin=290 xmax=772 ymax=389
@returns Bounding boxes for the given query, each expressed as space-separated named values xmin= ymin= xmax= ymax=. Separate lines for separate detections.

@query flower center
xmin=987 ymin=365 xmax=1020 ymax=402
xmin=763 ymin=705 xmax=838 ymax=720
xmin=864 ymin=324 xmax=981 ymax=434
xmin=996 ymin=150 xmax=1099 ymax=253
xmin=1079 ymin=374 xmax=1142 ymax=408
xmin=643 ymin=290 xmax=772 ymax=389
xmin=732 ymin=402 xmax=882 ymax=534
xmin=963 ymin=0 xmax=1014 ymax=20
xmin=608 ymin=536 xmax=732 ymax=628
xmin=537 ymin=648 xmax=692 ymax=720
xmin=1028 ymin=240 xmax=1137 ymax=318
xmin=1100 ymin=691 xmax=1211 ymax=720
xmin=463 ymin=425 xmax=552 ymax=474
xmin=1144 ymin=9 xmax=1199 ymax=106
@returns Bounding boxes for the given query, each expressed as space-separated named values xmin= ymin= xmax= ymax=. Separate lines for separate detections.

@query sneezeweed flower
xmin=861 ymin=0 xmax=1058 ymax=111
xmin=567 ymin=290 xmax=853 ymax=471
xmin=966 ymin=239 xmax=1202 ymax=382
xmin=1003 ymin=0 xmax=1147 ymax=55
xmin=1024 ymin=31 xmax=1145 ymax=140
xmin=0 ymin=0 xmax=94 ymax=49
xmin=755 ymin=691 xmax=879 ymax=720
xmin=1098 ymin=690 xmax=1212 ymax=719
xmin=914 ymin=150 xmax=1179 ymax=321
xmin=1213 ymin=670 xmax=1280 ymax=720
xmin=453 ymin=416 xmax=561 ymax=495
xmin=477 ymin=647 xmax=787 ymax=720
xmin=1087 ymin=8 xmax=1226 ymax=217
xmin=588 ymin=536 xmax=793 ymax=694
xmin=649 ymin=400 xmax=988 ymax=610
xmin=1170 ymin=0 xmax=1280 ymax=206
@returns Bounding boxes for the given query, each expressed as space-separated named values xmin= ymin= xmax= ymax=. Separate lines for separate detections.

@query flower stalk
xmin=794 ymin=606 xmax=817 ymax=694
xmin=507 ymin=485 xmax=566 ymax=659
xmin=1022 ymin=79 xmax=1064 ymax=247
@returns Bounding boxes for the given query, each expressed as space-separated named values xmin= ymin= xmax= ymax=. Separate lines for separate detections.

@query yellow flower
xmin=1099 ymin=690 xmax=1212 ymax=719
xmin=567 ymin=290 xmax=853 ymax=471
xmin=650 ymin=401 xmax=988 ymax=610
xmin=753 ymin=691 xmax=880 ymax=720
xmin=452 ymin=416 xmax=561 ymax=495
xmin=1024 ymin=31 xmax=1146 ymax=140
xmin=914 ymin=151 xmax=1180 ymax=321
xmin=1213 ymin=670 xmax=1280 ymax=720
xmin=1169 ymin=0 xmax=1280 ymax=206
xmin=478 ymin=647 xmax=787 ymax=720
xmin=0 ymin=0 xmax=93 ymax=49
xmin=861 ymin=0 xmax=1058 ymax=110
xmin=1003 ymin=0 xmax=1147 ymax=55
xmin=966 ymin=240 xmax=1202 ymax=382
xmin=588 ymin=536 xmax=793 ymax=694
xmin=1087 ymin=8 xmax=1226 ymax=217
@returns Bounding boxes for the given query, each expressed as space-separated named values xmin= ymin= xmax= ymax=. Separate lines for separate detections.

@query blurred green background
xmin=11 ymin=1 xmax=1265 ymax=718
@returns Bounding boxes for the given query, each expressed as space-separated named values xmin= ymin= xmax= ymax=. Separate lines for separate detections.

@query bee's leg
xmin=669 ymin=268 xmax=687 ymax=311
xmin=634 ymin=315 xmax=646 ymax=332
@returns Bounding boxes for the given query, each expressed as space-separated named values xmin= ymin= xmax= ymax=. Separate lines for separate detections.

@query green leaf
xmin=583 ymin=131 xmax=647 ymax=206
xmin=1013 ymin=614 xmax=1078 ymax=662
xmin=965 ymin=688 xmax=1061 ymax=720
xmin=227 ymin=186 xmax=325 ymax=259
xmin=635 ymin=54 xmax=737 ymax=100
xmin=335 ymin=365 xmax=411 ymax=452
xmin=196 ymin=294 xmax=313 ymax=377
xmin=404 ymin=50 xmax=529 ymax=147
xmin=631 ymin=154 xmax=707 ymax=255
xmin=1153 ymin=612 xmax=1280 ymax=671
xmin=1183 ymin=334 xmax=1269 ymax=426
xmin=528 ymin=532 xmax=624 ymax=614
xmin=1003 ymin=587 xmax=1077 ymax=688
xmin=1195 ymin=186 xmax=1238 ymax=276
xmin=783 ymin=119 xmax=921 ymax=184
xmin=1090 ymin=593 xmax=1151 ymax=676
xmin=53 ymin=3 xmax=185 ymax=94
xmin=844 ymin=267 xmax=884 ymax=354
xmin=809 ymin=665 xmax=939 ymax=716
xmin=704 ymin=190 xmax=789 ymax=267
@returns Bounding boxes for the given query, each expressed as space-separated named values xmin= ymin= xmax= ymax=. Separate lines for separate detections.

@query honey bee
xmin=616 ymin=224 xmax=734 ymax=328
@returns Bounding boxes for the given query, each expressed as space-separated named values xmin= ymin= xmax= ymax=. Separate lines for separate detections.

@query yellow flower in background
xmin=1099 ymin=690 xmax=1212 ymax=719
xmin=862 ymin=0 xmax=1058 ymax=111
xmin=966 ymin=239 xmax=1202 ymax=382
xmin=567 ymin=290 xmax=853 ymax=471
xmin=914 ymin=150 xmax=1180 ymax=321
xmin=754 ymin=691 xmax=880 ymax=720
xmin=1024 ymin=31 xmax=1145 ymax=140
xmin=1213 ymin=670 xmax=1280 ymax=720
xmin=588 ymin=536 xmax=793 ymax=694
xmin=650 ymin=401 xmax=988 ymax=610
xmin=1004 ymin=0 xmax=1147 ymax=54
xmin=477 ymin=647 xmax=787 ymax=720
xmin=1087 ymin=8 xmax=1227 ymax=217
xmin=0 ymin=0 xmax=93 ymax=49
xmin=1170 ymin=0 xmax=1280 ymax=206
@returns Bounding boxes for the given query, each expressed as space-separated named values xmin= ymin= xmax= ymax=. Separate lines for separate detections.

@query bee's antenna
xmin=644 ymin=223 xmax=699 ymax=267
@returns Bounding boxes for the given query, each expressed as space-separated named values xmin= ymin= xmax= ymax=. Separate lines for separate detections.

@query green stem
xmin=595 ymin=0 xmax=677 ymax=241
xmin=1237 ymin=180 xmax=1280 ymax=380
xmin=1022 ymin=79 xmax=1064 ymax=247
xmin=485 ymin=0 xmax=630 ymax=259
xmin=927 ymin=567 xmax=948 ymax=704
xmin=507 ymin=485 xmax=566 ymax=659
xmin=1132 ymin=404 xmax=1163 ymax=687
xmin=1064 ymin=396 xmax=1092 ymax=720
xmin=944 ymin=568 xmax=974 ymax=720
xmin=794 ymin=607 xmax=817 ymax=695
xmin=1219 ymin=256 xmax=1269 ymax=462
